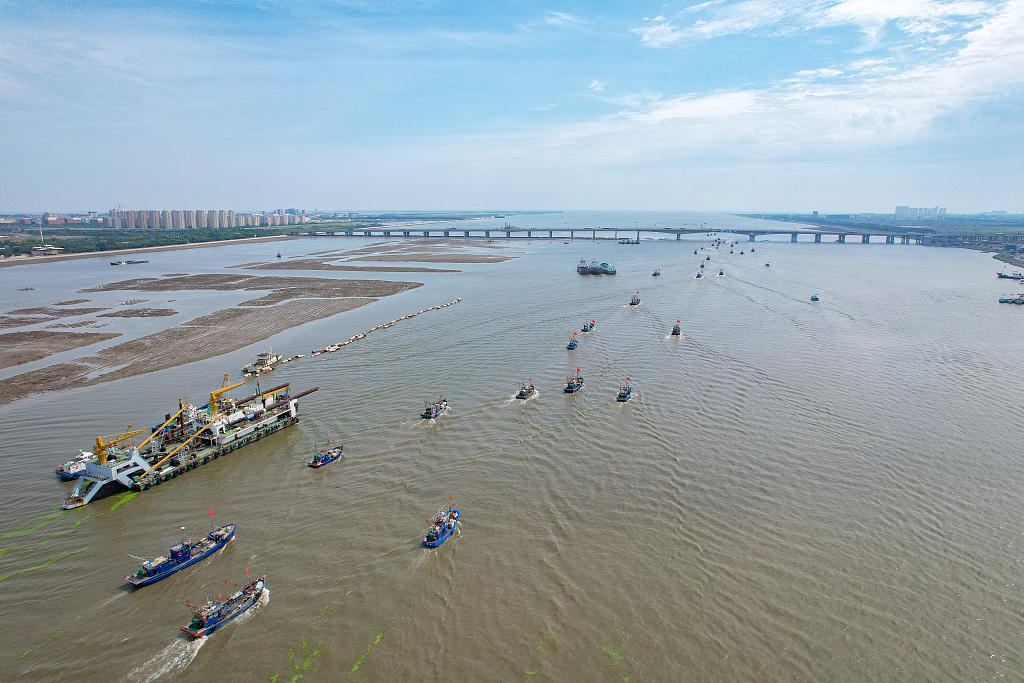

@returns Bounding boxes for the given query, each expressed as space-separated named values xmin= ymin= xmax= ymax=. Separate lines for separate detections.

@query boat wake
xmin=124 ymin=635 xmax=207 ymax=683
xmin=233 ymin=588 xmax=270 ymax=626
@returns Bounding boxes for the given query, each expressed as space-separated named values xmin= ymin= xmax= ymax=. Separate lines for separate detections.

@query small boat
xmin=694 ymin=250 xmax=698 ymax=254
xmin=652 ymin=269 xmax=660 ymax=276
xmin=564 ymin=370 xmax=584 ymax=393
xmin=422 ymin=394 xmax=448 ymax=419
xmin=577 ymin=258 xmax=591 ymax=275
xmin=581 ymin=320 xmax=595 ymax=332
xmin=671 ymin=322 xmax=681 ymax=336
xmin=422 ymin=505 xmax=460 ymax=547
xmin=705 ymin=256 xmax=711 ymax=261
xmin=110 ymin=260 xmax=125 ymax=266
xmin=276 ymin=253 xmax=282 ymax=258
xmin=242 ymin=349 xmax=282 ymax=377
xmin=56 ymin=450 xmax=98 ymax=480
xmin=811 ymin=294 xmax=819 ymax=302
xmin=730 ymin=250 xmax=733 ymax=254
xmin=567 ymin=335 xmax=578 ymax=350
xmin=718 ymin=269 xmax=724 ymax=276
xmin=181 ymin=574 xmax=265 ymax=638
xmin=740 ymin=251 xmax=744 ymax=255
xmin=616 ymin=383 xmax=633 ymax=402
xmin=765 ymin=262 xmax=770 ymax=267
xmin=751 ymin=247 xmax=755 ymax=252
xmin=596 ymin=262 xmax=617 ymax=275
xmin=695 ymin=272 xmax=702 ymax=279
xmin=127 ymin=523 xmax=236 ymax=587
xmin=515 ymin=380 xmax=537 ymax=400
xmin=997 ymin=271 xmax=1024 ymax=279
xmin=630 ymin=292 xmax=641 ymax=306
xmin=308 ymin=442 xmax=343 ymax=467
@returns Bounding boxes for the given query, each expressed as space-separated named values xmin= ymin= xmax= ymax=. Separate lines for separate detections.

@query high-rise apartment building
xmin=218 ymin=210 xmax=227 ymax=228
xmin=227 ymin=210 xmax=235 ymax=228
xmin=208 ymin=210 xmax=218 ymax=229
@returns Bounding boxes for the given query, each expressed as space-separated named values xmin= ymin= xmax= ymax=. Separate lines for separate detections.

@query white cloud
xmin=533 ymin=103 xmax=556 ymax=110
xmin=631 ymin=16 xmax=687 ymax=46
xmin=544 ymin=11 xmax=586 ymax=27
xmin=590 ymin=79 xmax=605 ymax=91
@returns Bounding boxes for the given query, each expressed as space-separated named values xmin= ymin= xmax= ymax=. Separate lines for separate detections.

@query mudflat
xmin=0 ymin=330 xmax=121 ymax=369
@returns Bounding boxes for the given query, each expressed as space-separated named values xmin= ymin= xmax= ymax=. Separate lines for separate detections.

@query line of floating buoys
xmin=306 ymin=298 xmax=462 ymax=358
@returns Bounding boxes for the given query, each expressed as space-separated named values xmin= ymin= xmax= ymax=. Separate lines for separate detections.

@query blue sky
xmin=1 ymin=0 xmax=1022 ymax=212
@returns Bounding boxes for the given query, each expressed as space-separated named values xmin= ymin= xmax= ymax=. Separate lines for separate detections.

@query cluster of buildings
xmin=895 ymin=206 xmax=947 ymax=217
xmin=103 ymin=209 xmax=308 ymax=229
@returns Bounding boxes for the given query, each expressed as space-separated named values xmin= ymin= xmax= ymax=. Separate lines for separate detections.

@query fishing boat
xmin=567 ymin=334 xmax=578 ymax=350
xmin=718 ymin=269 xmax=724 ymax=276
xmin=652 ymin=269 xmax=660 ymax=276
xmin=308 ymin=442 xmax=343 ymax=467
xmin=126 ymin=523 xmax=236 ymax=587
xmin=577 ymin=258 xmax=591 ymax=275
xmin=671 ymin=322 xmax=681 ymax=336
xmin=242 ymin=350 xmax=282 ymax=377
xmin=181 ymin=575 xmax=266 ymax=638
xmin=422 ymin=505 xmax=460 ymax=547
xmin=56 ymin=450 xmax=99 ymax=480
xmin=422 ymin=394 xmax=448 ymax=419
xmin=630 ymin=292 xmax=641 ymax=306
xmin=811 ymin=294 xmax=819 ymax=302
xmin=616 ymin=382 xmax=633 ymax=402
xmin=751 ymin=247 xmax=755 ymax=252
xmin=997 ymin=271 xmax=1024 ymax=279
xmin=695 ymin=272 xmax=702 ymax=279
xmin=276 ymin=253 xmax=282 ymax=258
xmin=581 ymin=320 xmax=595 ymax=332
xmin=564 ymin=370 xmax=584 ymax=393
xmin=740 ymin=250 xmax=744 ymax=255
xmin=515 ymin=380 xmax=537 ymax=400
xmin=765 ymin=262 xmax=770 ymax=267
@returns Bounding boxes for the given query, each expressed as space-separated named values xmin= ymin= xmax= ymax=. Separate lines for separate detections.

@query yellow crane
xmin=94 ymin=425 xmax=148 ymax=465
xmin=210 ymin=373 xmax=245 ymax=415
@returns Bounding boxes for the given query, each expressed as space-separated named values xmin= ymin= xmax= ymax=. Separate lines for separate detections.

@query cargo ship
xmin=61 ymin=376 xmax=318 ymax=510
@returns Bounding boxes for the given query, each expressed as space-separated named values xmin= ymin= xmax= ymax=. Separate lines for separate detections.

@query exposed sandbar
xmin=351 ymin=253 xmax=512 ymax=263
xmin=98 ymin=308 xmax=178 ymax=318
xmin=54 ymin=299 xmax=91 ymax=306
xmin=237 ymin=258 xmax=460 ymax=273
xmin=0 ymin=331 xmax=121 ymax=369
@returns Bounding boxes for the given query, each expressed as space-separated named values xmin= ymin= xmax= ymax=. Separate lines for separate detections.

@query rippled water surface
xmin=2 ymin=212 xmax=1023 ymax=681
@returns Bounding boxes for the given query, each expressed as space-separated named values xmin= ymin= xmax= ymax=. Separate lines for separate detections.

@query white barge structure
xmin=62 ymin=376 xmax=317 ymax=509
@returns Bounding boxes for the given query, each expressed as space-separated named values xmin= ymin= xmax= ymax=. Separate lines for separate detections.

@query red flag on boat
xmin=626 ymin=377 xmax=631 ymax=380
xmin=246 ymin=564 xmax=250 ymax=577
xmin=450 ymin=496 xmax=453 ymax=500
xmin=577 ymin=368 xmax=580 ymax=372
xmin=208 ymin=507 xmax=213 ymax=517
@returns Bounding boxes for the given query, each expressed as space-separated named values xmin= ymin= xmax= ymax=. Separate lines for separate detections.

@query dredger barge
xmin=62 ymin=376 xmax=318 ymax=510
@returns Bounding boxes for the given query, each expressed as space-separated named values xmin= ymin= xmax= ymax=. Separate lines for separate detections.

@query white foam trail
xmin=124 ymin=635 xmax=207 ymax=683
xmin=234 ymin=588 xmax=270 ymax=625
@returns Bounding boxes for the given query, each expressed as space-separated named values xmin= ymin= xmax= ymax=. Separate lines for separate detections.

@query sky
xmin=1 ymin=0 xmax=1022 ymax=213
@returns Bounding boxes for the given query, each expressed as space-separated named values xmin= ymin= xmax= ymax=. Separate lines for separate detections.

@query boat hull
xmin=181 ymin=577 xmax=265 ymax=639
xmin=308 ymin=446 xmax=343 ymax=467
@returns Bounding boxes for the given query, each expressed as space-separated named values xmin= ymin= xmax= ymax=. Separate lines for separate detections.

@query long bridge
xmin=308 ymin=225 xmax=938 ymax=244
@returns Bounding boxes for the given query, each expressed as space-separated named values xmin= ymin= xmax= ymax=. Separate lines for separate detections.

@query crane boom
xmin=141 ymin=413 xmax=223 ymax=477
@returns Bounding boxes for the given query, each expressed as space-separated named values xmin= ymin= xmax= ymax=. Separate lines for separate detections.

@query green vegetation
xmin=0 ymin=227 xmax=295 ymax=257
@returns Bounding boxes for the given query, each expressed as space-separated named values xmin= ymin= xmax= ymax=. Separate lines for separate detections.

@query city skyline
xmin=1 ymin=1 xmax=1022 ymax=213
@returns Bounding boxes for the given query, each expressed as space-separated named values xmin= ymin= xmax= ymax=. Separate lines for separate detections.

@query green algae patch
xmin=0 ymin=547 xmax=88 ymax=582
xmin=19 ymin=629 xmax=63 ymax=659
xmin=525 ymin=670 xmax=538 ymax=675
xmin=1 ymin=513 xmax=60 ymax=539
xmin=109 ymin=492 xmax=137 ymax=512
xmin=603 ymin=645 xmax=624 ymax=663
xmin=350 ymin=632 xmax=385 ymax=673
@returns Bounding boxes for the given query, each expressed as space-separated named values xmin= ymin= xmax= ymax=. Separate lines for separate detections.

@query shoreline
xmin=0 ymin=234 xmax=300 ymax=269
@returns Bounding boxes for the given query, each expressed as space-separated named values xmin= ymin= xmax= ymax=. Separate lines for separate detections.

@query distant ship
xmin=577 ymin=258 xmax=591 ymax=274
xmin=308 ymin=442 xmax=343 ymax=467
xmin=630 ymin=292 xmax=641 ymax=306
xmin=242 ymin=350 xmax=282 ymax=377
xmin=515 ymin=380 xmax=537 ymax=400
xmin=423 ymin=504 xmax=460 ymax=547
xmin=671 ymin=322 xmax=681 ymax=336
xmin=110 ymin=259 xmax=148 ymax=266
xmin=997 ymin=271 xmax=1024 ymax=279
xmin=567 ymin=334 xmax=578 ymax=350
xmin=652 ymin=269 xmax=660 ymax=276
xmin=811 ymin=294 xmax=819 ymax=302
xmin=422 ymin=394 xmax=448 ymax=419
xmin=564 ymin=370 xmax=584 ymax=393
xmin=616 ymin=382 xmax=633 ymax=402
xmin=581 ymin=320 xmax=595 ymax=332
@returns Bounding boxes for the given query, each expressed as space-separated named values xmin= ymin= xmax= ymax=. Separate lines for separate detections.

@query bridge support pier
xmin=749 ymin=234 xmax=756 ymax=242
xmin=862 ymin=234 xmax=869 ymax=243
xmin=569 ymin=231 xmax=573 ymax=239
xmin=814 ymin=234 xmax=821 ymax=243
xmin=527 ymin=230 xmax=532 ymax=238
xmin=886 ymin=235 xmax=895 ymax=244
xmin=484 ymin=230 xmax=490 ymax=238
xmin=383 ymin=231 xmax=390 ymax=237
xmin=548 ymin=230 xmax=553 ymax=238
xmin=403 ymin=231 xmax=410 ymax=237
xmin=463 ymin=230 xmax=470 ymax=237
xmin=837 ymin=234 xmax=846 ymax=243
xmin=676 ymin=233 xmax=680 ymax=240
xmin=346 ymin=230 xmax=353 ymax=237
xmin=506 ymin=231 xmax=511 ymax=238
xmin=444 ymin=230 xmax=450 ymax=237
xmin=592 ymin=230 xmax=596 ymax=239
xmin=791 ymin=233 xmax=798 ymax=242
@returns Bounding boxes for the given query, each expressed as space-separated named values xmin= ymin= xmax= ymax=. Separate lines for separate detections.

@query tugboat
xmin=671 ymin=321 xmax=681 ymax=336
xmin=564 ymin=369 xmax=584 ymax=393
xmin=577 ymin=258 xmax=592 ymax=275
xmin=181 ymin=574 xmax=266 ymax=638
xmin=810 ymin=294 xmax=819 ymax=302
xmin=422 ymin=394 xmax=448 ymax=419
xmin=56 ymin=450 xmax=99 ymax=480
xmin=242 ymin=349 xmax=282 ymax=377
xmin=616 ymin=380 xmax=633 ymax=402
xmin=308 ymin=441 xmax=343 ymax=467
xmin=126 ymin=523 xmax=236 ymax=587
xmin=997 ymin=270 xmax=1024 ymax=279
xmin=422 ymin=504 xmax=460 ymax=547
xmin=515 ymin=380 xmax=537 ymax=400
xmin=652 ymin=269 xmax=660 ymax=276
xmin=596 ymin=262 xmax=616 ymax=275
xmin=581 ymin=320 xmax=595 ymax=333
xmin=630 ymin=292 xmax=641 ymax=306
xmin=567 ymin=334 xmax=579 ymax=350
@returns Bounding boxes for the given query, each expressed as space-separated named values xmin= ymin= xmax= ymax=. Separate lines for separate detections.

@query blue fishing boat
xmin=422 ymin=394 xmax=448 ymax=419
xmin=564 ymin=369 xmax=584 ymax=393
xmin=581 ymin=320 xmax=595 ymax=332
xmin=811 ymin=294 xmax=819 ymax=302
xmin=516 ymin=380 xmax=537 ymax=400
xmin=997 ymin=271 xmax=1024 ymax=279
xmin=126 ymin=523 xmax=236 ymax=587
xmin=567 ymin=334 xmax=578 ymax=350
xmin=695 ymin=272 xmax=702 ymax=279
xmin=652 ymin=269 xmax=660 ymax=276
xmin=308 ymin=441 xmax=343 ymax=467
xmin=181 ymin=575 xmax=266 ymax=638
xmin=616 ymin=381 xmax=633 ymax=402
xmin=422 ymin=505 xmax=460 ymax=547
xmin=630 ymin=292 xmax=641 ymax=306
xmin=671 ymin=321 xmax=681 ymax=336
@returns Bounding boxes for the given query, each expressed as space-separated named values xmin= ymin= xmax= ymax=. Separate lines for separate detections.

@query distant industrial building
xmin=896 ymin=206 xmax=946 ymax=217
xmin=102 ymin=209 xmax=307 ymax=229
